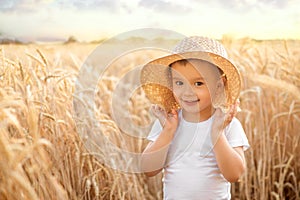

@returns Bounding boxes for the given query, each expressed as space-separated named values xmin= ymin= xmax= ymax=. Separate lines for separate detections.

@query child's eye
xmin=194 ymin=82 xmax=204 ymax=86
xmin=175 ymin=81 xmax=183 ymax=86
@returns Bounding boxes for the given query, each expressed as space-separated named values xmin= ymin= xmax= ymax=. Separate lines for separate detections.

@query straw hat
xmin=140 ymin=36 xmax=242 ymax=113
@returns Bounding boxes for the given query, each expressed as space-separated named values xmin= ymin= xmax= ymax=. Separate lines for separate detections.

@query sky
xmin=0 ymin=0 xmax=299 ymax=42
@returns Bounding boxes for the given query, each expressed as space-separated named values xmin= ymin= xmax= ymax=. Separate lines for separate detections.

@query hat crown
xmin=173 ymin=36 xmax=228 ymax=59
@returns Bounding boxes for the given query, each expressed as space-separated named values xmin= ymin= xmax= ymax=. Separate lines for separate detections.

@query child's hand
xmin=212 ymin=100 xmax=240 ymax=135
xmin=151 ymin=104 xmax=167 ymax=126
xmin=150 ymin=104 xmax=179 ymax=131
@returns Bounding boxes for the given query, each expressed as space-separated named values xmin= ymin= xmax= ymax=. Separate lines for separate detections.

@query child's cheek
xmin=172 ymin=88 xmax=181 ymax=103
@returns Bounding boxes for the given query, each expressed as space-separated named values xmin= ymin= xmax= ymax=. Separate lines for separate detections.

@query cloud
xmin=259 ymin=0 xmax=290 ymax=8
xmin=0 ymin=0 xmax=123 ymax=13
xmin=138 ymin=0 xmax=192 ymax=14
xmin=0 ymin=0 xmax=17 ymax=11
xmin=213 ymin=0 xmax=298 ymax=11
xmin=0 ymin=0 xmax=59 ymax=13
xmin=1 ymin=0 xmax=299 ymax=41
xmin=55 ymin=0 xmax=120 ymax=12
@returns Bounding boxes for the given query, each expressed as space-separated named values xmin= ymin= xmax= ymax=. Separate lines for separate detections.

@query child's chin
xmin=181 ymin=105 xmax=200 ymax=113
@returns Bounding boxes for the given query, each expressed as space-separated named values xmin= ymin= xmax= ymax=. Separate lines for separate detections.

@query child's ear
xmin=215 ymin=74 xmax=227 ymax=91
xmin=212 ymin=72 xmax=228 ymax=111
xmin=216 ymin=79 xmax=225 ymax=90
xmin=212 ymin=78 xmax=227 ymax=109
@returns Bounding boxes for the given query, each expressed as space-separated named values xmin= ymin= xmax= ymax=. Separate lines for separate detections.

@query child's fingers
xmin=224 ymin=100 xmax=240 ymax=125
xmin=169 ymin=109 xmax=178 ymax=118
xmin=213 ymin=100 xmax=240 ymax=130
xmin=150 ymin=104 xmax=168 ymax=127
xmin=232 ymin=99 xmax=240 ymax=116
xmin=151 ymin=104 xmax=165 ymax=116
xmin=163 ymin=109 xmax=179 ymax=128
xmin=236 ymin=98 xmax=240 ymax=105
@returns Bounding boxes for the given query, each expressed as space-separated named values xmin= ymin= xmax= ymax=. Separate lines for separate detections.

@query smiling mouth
xmin=182 ymin=99 xmax=200 ymax=103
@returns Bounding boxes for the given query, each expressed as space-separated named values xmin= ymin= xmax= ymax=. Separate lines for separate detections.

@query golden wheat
xmin=0 ymin=39 xmax=299 ymax=200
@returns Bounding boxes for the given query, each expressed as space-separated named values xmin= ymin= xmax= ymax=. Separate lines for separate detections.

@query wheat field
xmin=0 ymin=38 xmax=299 ymax=200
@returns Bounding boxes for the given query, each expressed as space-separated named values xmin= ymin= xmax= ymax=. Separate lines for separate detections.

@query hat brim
xmin=140 ymin=51 xmax=242 ymax=113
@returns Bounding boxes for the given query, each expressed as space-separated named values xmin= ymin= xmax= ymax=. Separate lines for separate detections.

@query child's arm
xmin=213 ymin=133 xmax=246 ymax=182
xmin=141 ymin=108 xmax=178 ymax=177
xmin=212 ymin=102 xmax=247 ymax=182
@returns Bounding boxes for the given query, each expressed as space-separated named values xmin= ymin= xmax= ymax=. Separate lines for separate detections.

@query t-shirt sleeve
xmin=224 ymin=117 xmax=250 ymax=151
xmin=147 ymin=119 xmax=163 ymax=142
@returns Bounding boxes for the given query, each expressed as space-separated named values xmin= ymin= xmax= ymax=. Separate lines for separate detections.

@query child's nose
xmin=183 ymin=84 xmax=195 ymax=95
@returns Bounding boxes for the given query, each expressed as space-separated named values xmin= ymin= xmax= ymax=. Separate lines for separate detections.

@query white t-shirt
xmin=147 ymin=110 xmax=250 ymax=200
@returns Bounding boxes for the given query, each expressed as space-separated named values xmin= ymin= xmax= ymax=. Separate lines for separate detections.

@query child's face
xmin=171 ymin=59 xmax=221 ymax=116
